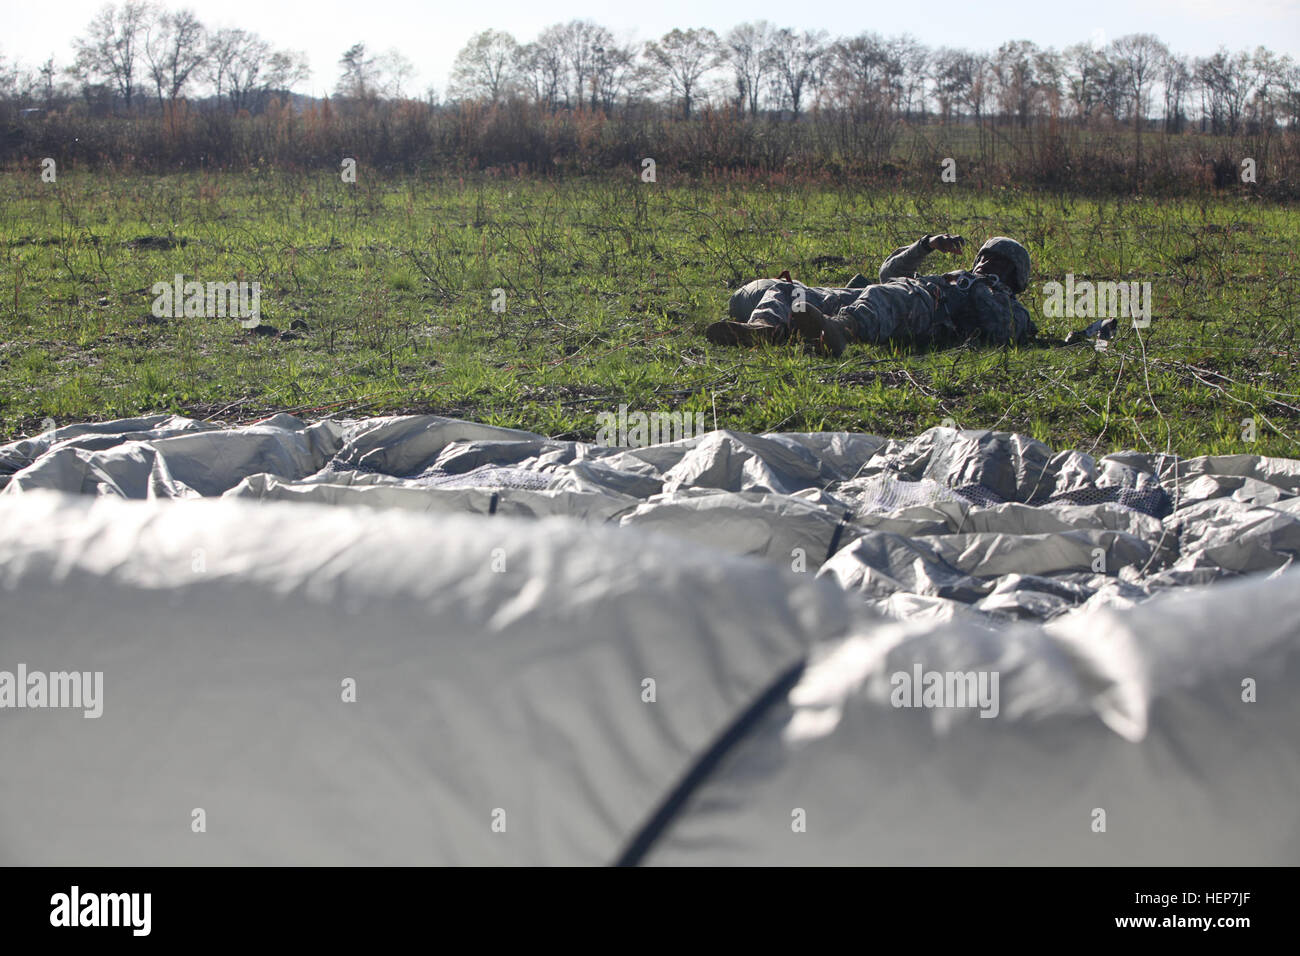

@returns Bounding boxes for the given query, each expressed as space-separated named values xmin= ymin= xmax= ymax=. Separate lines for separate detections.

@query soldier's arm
xmin=878 ymin=237 xmax=934 ymax=283
xmin=1014 ymin=300 xmax=1037 ymax=343
xmin=967 ymin=282 xmax=1036 ymax=344
xmin=879 ymin=234 xmax=966 ymax=283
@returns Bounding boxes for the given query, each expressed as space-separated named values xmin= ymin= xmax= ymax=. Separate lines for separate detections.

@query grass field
xmin=2 ymin=169 xmax=1298 ymax=457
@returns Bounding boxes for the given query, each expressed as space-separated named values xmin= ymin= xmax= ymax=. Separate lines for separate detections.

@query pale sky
xmin=6 ymin=0 xmax=1299 ymax=98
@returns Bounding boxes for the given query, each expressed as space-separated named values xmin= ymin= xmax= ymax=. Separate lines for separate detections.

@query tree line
xmin=451 ymin=24 xmax=1298 ymax=135
xmin=2 ymin=3 xmax=1297 ymax=195
xmin=1 ymin=3 xmax=1296 ymax=134
xmin=1 ymin=2 xmax=312 ymax=115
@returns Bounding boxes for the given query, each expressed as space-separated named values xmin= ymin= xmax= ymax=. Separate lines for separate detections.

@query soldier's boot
xmin=705 ymin=320 xmax=785 ymax=347
xmin=792 ymin=305 xmax=855 ymax=358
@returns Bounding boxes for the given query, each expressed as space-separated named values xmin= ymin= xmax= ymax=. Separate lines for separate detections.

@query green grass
xmin=2 ymin=168 xmax=1298 ymax=458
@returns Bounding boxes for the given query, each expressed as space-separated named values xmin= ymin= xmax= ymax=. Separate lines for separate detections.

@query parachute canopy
xmin=1 ymin=414 xmax=1297 ymax=864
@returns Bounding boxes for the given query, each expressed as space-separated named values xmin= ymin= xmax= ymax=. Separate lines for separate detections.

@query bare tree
xmin=930 ymin=47 xmax=978 ymax=124
xmin=1033 ymin=46 xmax=1063 ymax=118
xmin=523 ymin=26 xmax=567 ymax=110
xmin=265 ymin=50 xmax=310 ymax=103
xmin=1096 ymin=51 xmax=1132 ymax=124
xmin=644 ymin=28 xmax=722 ymax=118
xmin=889 ymin=35 xmax=927 ymax=119
xmin=448 ymin=30 xmax=519 ymax=103
xmin=725 ymin=21 xmax=775 ymax=116
xmin=205 ymin=28 xmax=306 ymax=113
xmin=828 ymin=33 xmax=892 ymax=115
xmin=963 ymin=53 xmax=992 ymax=123
xmin=1196 ymin=48 xmax=1250 ymax=134
xmin=144 ymin=8 xmax=206 ymax=109
xmin=1160 ymin=52 xmax=1192 ymax=133
xmin=766 ymin=29 xmax=827 ymax=117
xmin=375 ymin=49 xmax=415 ymax=99
xmin=203 ymin=27 xmax=243 ymax=105
xmin=1246 ymin=46 xmax=1291 ymax=129
xmin=556 ymin=20 xmax=609 ymax=110
xmin=72 ymin=1 xmax=153 ymax=111
xmin=589 ymin=38 xmax=636 ymax=112
xmin=1110 ymin=32 xmax=1168 ymax=175
xmin=1062 ymin=42 xmax=1107 ymax=126
xmin=991 ymin=40 xmax=1043 ymax=127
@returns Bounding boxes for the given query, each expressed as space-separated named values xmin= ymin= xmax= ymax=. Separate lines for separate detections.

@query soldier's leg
xmin=728 ymin=278 xmax=779 ymax=321
xmin=794 ymin=281 xmax=953 ymax=356
xmin=844 ymin=281 xmax=954 ymax=346
xmin=709 ymin=280 xmax=798 ymax=346
xmin=792 ymin=292 xmax=900 ymax=357
xmin=791 ymin=304 xmax=859 ymax=357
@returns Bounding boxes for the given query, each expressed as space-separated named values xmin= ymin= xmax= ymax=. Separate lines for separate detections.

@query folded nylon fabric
xmin=0 ymin=488 xmax=1295 ymax=864
xmin=4 ymin=414 xmax=1298 ymax=623
xmin=2 ymin=415 xmax=1297 ymax=864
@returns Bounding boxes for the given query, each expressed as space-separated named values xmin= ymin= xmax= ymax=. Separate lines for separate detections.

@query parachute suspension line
xmin=824 ymin=510 xmax=854 ymax=564
xmin=613 ymin=658 xmax=808 ymax=867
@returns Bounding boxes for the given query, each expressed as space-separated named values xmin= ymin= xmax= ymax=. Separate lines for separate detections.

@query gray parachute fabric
xmin=1 ymin=414 xmax=1298 ymax=864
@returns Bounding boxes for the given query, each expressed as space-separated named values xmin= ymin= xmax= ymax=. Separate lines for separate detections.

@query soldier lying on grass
xmin=708 ymin=235 xmax=1037 ymax=357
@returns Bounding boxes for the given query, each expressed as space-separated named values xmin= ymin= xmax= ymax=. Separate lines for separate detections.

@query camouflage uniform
xmin=727 ymin=236 xmax=1036 ymax=347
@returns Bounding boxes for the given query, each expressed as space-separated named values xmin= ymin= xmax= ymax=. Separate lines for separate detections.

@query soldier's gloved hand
xmin=924 ymin=234 xmax=965 ymax=255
